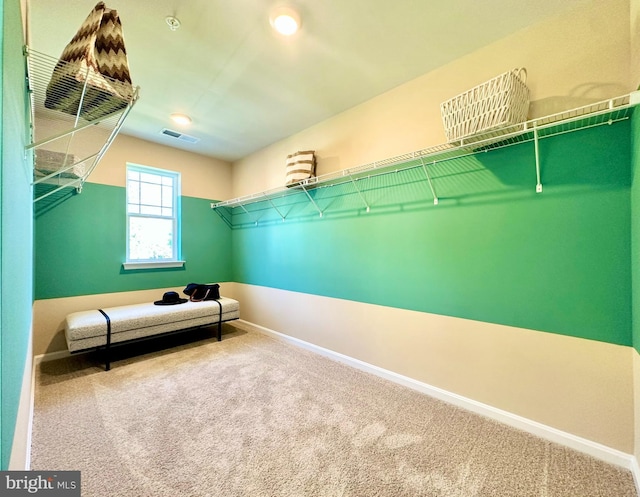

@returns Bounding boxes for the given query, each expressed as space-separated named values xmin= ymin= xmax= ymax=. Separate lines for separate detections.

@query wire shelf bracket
xmin=24 ymin=46 xmax=140 ymax=203
xmin=420 ymin=158 xmax=439 ymax=205
xmin=347 ymin=172 xmax=371 ymax=213
xmin=212 ymin=91 xmax=639 ymax=227
xmin=533 ymin=125 xmax=543 ymax=193
xmin=298 ymin=183 xmax=324 ymax=217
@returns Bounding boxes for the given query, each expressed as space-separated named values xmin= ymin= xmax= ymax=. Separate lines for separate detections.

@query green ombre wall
xmin=34 ymin=121 xmax=633 ymax=348
xmin=35 ymin=184 xmax=232 ymax=300
xmin=1 ymin=0 xmax=32 ymax=469
xmin=232 ymin=123 xmax=632 ymax=346
xmin=632 ymin=110 xmax=640 ymax=353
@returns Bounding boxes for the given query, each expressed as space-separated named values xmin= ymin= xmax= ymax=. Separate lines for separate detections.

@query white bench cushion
xmin=65 ymin=297 xmax=239 ymax=352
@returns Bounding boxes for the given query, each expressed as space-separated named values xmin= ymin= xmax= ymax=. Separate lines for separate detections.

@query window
xmin=124 ymin=164 xmax=183 ymax=269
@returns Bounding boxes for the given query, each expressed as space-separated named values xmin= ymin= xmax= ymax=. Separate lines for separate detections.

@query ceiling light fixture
xmin=269 ymin=7 xmax=301 ymax=36
xmin=165 ymin=15 xmax=181 ymax=31
xmin=170 ymin=113 xmax=192 ymax=126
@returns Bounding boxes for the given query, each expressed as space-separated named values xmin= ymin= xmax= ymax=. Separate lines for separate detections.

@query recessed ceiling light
xmin=269 ymin=7 xmax=301 ymax=36
xmin=170 ymin=113 xmax=191 ymax=126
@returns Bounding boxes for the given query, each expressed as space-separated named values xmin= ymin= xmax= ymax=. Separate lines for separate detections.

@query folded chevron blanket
xmin=45 ymin=2 xmax=134 ymax=121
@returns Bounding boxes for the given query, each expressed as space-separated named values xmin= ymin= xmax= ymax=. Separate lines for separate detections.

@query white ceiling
xmin=28 ymin=0 xmax=591 ymax=162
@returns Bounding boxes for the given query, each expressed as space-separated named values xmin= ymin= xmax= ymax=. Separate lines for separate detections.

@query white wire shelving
xmin=24 ymin=46 xmax=140 ymax=203
xmin=211 ymin=92 xmax=638 ymax=228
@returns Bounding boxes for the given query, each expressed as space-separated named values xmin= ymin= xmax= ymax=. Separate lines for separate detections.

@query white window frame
xmin=123 ymin=164 xmax=185 ymax=270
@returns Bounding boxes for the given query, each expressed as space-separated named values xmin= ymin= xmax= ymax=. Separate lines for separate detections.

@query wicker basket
xmin=440 ymin=68 xmax=529 ymax=144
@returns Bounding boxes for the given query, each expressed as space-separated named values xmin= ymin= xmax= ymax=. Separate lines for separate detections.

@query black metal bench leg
xmin=92 ymin=302 xmax=230 ymax=370
xmin=98 ymin=309 xmax=112 ymax=371
xmin=215 ymin=299 xmax=222 ymax=341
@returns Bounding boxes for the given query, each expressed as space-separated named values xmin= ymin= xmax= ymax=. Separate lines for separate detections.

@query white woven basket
xmin=440 ymin=68 xmax=530 ymax=144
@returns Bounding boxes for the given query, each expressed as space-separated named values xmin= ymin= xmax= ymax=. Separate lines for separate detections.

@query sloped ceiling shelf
xmin=24 ymin=47 xmax=140 ymax=203
xmin=211 ymin=92 xmax=638 ymax=227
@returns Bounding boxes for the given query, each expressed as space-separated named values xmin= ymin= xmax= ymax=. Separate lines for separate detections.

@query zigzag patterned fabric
xmin=45 ymin=2 xmax=134 ymax=121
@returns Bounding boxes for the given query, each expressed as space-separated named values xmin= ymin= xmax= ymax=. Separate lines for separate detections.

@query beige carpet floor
xmin=31 ymin=322 xmax=637 ymax=496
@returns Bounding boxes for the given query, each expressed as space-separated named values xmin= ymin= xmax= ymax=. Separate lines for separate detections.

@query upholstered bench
xmin=65 ymin=297 xmax=240 ymax=370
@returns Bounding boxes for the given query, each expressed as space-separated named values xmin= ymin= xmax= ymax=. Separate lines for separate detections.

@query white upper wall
xmin=90 ymin=133 xmax=232 ymax=201
xmin=632 ymin=0 xmax=640 ymax=88
xmin=33 ymin=117 xmax=233 ymax=200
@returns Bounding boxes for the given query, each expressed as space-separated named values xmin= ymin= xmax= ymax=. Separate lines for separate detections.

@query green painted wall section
xmin=233 ymin=122 xmax=632 ymax=346
xmin=631 ymin=110 xmax=640 ymax=353
xmin=35 ymin=183 xmax=232 ymax=299
xmin=0 ymin=0 xmax=5 ymax=469
xmin=1 ymin=0 xmax=32 ymax=469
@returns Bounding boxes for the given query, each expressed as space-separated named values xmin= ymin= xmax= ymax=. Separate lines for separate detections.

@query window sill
xmin=122 ymin=261 xmax=186 ymax=271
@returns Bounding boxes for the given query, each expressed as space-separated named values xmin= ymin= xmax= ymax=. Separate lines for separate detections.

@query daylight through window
xmin=126 ymin=165 xmax=181 ymax=262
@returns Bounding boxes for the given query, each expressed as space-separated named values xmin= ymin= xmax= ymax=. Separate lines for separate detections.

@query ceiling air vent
xmin=160 ymin=128 xmax=200 ymax=144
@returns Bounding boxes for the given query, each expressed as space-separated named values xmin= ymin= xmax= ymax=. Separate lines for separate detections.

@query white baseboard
xmin=34 ymin=349 xmax=72 ymax=364
xmin=631 ymin=456 xmax=640 ymax=494
xmin=242 ymin=319 xmax=637 ymax=472
xmin=8 ymin=332 xmax=34 ymax=470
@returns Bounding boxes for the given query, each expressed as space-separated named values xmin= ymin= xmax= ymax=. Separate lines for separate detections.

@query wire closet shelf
xmin=24 ymin=46 xmax=140 ymax=203
xmin=211 ymin=92 xmax=637 ymax=225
